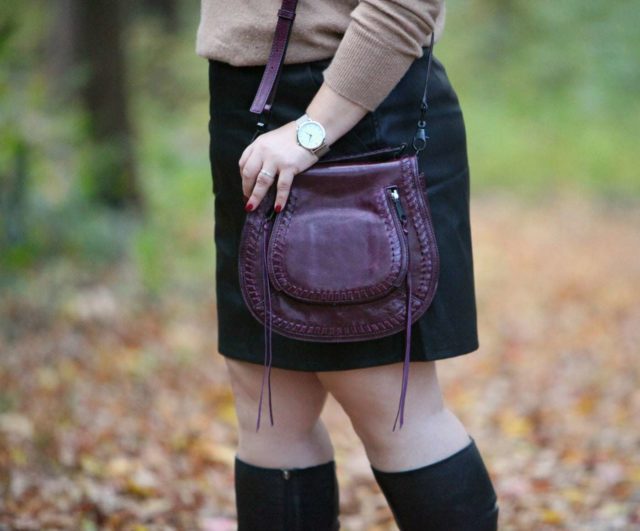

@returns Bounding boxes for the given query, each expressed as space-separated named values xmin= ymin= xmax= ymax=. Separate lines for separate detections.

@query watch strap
xmin=313 ymin=143 xmax=330 ymax=158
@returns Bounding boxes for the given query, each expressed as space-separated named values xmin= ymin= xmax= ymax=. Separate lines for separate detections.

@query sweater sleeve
xmin=321 ymin=0 xmax=444 ymax=112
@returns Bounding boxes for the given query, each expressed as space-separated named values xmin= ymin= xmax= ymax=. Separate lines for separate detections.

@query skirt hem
xmin=216 ymin=337 xmax=480 ymax=372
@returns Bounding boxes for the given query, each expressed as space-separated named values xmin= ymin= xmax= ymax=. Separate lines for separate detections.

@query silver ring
xmin=259 ymin=169 xmax=274 ymax=178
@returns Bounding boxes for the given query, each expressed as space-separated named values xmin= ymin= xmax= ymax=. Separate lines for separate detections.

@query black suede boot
xmin=234 ymin=455 xmax=341 ymax=531
xmin=370 ymin=436 xmax=499 ymax=531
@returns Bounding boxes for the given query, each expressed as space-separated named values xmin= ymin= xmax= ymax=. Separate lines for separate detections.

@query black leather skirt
xmin=207 ymin=47 xmax=479 ymax=371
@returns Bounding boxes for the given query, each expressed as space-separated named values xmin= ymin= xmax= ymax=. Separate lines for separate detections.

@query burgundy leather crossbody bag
xmin=238 ymin=0 xmax=440 ymax=432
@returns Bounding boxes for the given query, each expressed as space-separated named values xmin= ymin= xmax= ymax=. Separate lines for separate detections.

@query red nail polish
xmin=274 ymin=204 xmax=282 ymax=213
xmin=244 ymin=202 xmax=254 ymax=212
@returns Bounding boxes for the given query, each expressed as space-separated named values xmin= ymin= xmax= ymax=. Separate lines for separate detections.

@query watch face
xmin=297 ymin=121 xmax=325 ymax=149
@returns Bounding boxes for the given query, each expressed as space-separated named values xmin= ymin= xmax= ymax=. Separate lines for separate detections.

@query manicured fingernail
xmin=274 ymin=204 xmax=282 ymax=213
xmin=244 ymin=202 xmax=254 ymax=212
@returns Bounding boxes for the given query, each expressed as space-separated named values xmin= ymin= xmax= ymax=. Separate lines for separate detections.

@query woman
xmin=196 ymin=0 xmax=499 ymax=529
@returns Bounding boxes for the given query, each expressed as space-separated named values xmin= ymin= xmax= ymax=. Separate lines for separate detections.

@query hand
xmin=238 ymin=120 xmax=318 ymax=213
xmin=238 ymin=82 xmax=369 ymax=213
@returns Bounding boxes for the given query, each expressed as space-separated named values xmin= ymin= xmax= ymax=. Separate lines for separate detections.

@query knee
xmin=234 ymin=393 xmax=324 ymax=448
xmin=232 ymin=381 xmax=326 ymax=442
xmin=237 ymin=418 xmax=334 ymax=469
xmin=226 ymin=365 xmax=327 ymax=441
xmin=236 ymin=413 xmax=322 ymax=445
xmin=353 ymin=402 xmax=447 ymax=457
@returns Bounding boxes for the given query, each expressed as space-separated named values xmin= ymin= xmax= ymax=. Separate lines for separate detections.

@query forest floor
xmin=1 ymin=190 xmax=639 ymax=530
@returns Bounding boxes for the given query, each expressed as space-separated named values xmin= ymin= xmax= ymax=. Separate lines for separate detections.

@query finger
xmin=247 ymin=164 xmax=278 ymax=211
xmin=273 ymin=168 xmax=295 ymax=213
xmin=241 ymin=150 xmax=264 ymax=198
xmin=238 ymin=143 xmax=254 ymax=172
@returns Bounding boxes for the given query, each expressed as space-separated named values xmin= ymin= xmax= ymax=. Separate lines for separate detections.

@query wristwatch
xmin=296 ymin=114 xmax=330 ymax=158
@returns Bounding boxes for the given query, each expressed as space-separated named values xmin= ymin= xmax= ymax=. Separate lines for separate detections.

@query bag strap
xmin=249 ymin=0 xmax=299 ymax=139
xmin=249 ymin=0 xmax=436 ymax=153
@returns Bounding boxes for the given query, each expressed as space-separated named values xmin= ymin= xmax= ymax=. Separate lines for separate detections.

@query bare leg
xmin=224 ymin=357 xmax=334 ymax=468
xmin=225 ymin=358 xmax=341 ymax=530
xmin=317 ymin=360 xmax=498 ymax=530
xmin=316 ymin=360 xmax=471 ymax=470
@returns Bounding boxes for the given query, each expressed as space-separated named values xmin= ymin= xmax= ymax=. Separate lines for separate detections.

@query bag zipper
xmin=388 ymin=186 xmax=407 ymax=223
xmin=386 ymin=185 xmax=409 ymax=287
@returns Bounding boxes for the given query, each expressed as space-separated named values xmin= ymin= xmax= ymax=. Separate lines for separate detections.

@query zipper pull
xmin=388 ymin=186 xmax=407 ymax=222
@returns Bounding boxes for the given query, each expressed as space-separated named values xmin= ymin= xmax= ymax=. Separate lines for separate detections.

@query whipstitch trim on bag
xmin=399 ymin=158 xmax=438 ymax=303
xmin=238 ymin=158 xmax=440 ymax=341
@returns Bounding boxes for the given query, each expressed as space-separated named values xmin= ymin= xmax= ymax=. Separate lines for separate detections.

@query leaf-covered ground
xmin=1 ymin=191 xmax=639 ymax=530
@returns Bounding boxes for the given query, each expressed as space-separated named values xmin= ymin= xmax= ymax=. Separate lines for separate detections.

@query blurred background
xmin=1 ymin=0 xmax=638 ymax=529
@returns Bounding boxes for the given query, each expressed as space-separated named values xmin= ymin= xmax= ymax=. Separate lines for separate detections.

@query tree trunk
xmin=46 ymin=0 xmax=81 ymax=95
xmin=142 ymin=0 xmax=180 ymax=32
xmin=75 ymin=0 xmax=142 ymax=210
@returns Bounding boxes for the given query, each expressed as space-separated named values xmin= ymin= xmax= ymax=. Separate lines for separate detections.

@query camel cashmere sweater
xmin=195 ymin=0 xmax=446 ymax=112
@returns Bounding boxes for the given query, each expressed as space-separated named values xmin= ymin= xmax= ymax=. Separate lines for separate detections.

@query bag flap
xmin=266 ymin=161 xmax=410 ymax=304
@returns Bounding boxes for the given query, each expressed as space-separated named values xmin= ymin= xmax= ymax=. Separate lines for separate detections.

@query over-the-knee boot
xmin=234 ymin=455 xmax=341 ymax=531
xmin=371 ymin=436 xmax=499 ymax=531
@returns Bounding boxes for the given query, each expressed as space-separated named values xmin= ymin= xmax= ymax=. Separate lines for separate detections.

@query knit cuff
xmin=321 ymin=22 xmax=419 ymax=112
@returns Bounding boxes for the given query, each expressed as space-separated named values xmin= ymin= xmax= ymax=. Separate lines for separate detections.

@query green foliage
xmin=1 ymin=0 xmax=638 ymax=294
xmin=126 ymin=13 xmax=212 ymax=299
xmin=1 ymin=2 xmax=212 ymax=300
xmin=438 ymin=0 xmax=640 ymax=197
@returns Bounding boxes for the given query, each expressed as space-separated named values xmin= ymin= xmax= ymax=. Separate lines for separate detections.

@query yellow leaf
xmin=575 ymin=395 xmax=595 ymax=415
xmin=561 ymin=487 xmax=584 ymax=504
xmin=81 ymin=455 xmax=104 ymax=476
xmin=217 ymin=402 xmax=237 ymax=426
xmin=499 ymin=410 xmax=533 ymax=438
xmin=105 ymin=456 xmax=136 ymax=478
xmin=37 ymin=367 xmax=60 ymax=391
xmin=629 ymin=466 xmax=640 ymax=483
xmin=124 ymin=479 xmax=157 ymax=499
xmin=541 ymin=509 xmax=564 ymax=525
xmin=192 ymin=439 xmax=236 ymax=466
xmin=124 ymin=468 xmax=159 ymax=498
xmin=10 ymin=447 xmax=27 ymax=466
